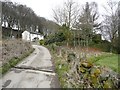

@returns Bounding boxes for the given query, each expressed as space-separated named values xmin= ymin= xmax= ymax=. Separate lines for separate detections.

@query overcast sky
xmin=5 ymin=0 xmax=119 ymax=20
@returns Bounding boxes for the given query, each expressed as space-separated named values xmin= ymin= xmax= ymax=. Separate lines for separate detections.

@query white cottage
xmin=22 ymin=31 xmax=44 ymax=41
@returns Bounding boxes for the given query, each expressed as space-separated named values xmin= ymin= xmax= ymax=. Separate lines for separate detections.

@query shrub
xmin=44 ymin=31 xmax=66 ymax=45
xmin=67 ymin=53 xmax=76 ymax=63
xmin=39 ymin=39 xmax=45 ymax=45
xmin=91 ymin=40 xmax=111 ymax=52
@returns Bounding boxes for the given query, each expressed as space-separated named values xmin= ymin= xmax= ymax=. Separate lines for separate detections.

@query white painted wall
xmin=22 ymin=31 xmax=30 ymax=41
xmin=2 ymin=22 xmax=8 ymax=27
xmin=30 ymin=33 xmax=44 ymax=41
xmin=22 ymin=31 xmax=44 ymax=41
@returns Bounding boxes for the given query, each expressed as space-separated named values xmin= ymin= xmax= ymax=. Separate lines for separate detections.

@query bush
xmin=39 ymin=39 xmax=45 ymax=45
xmin=67 ymin=53 xmax=76 ymax=63
xmin=44 ymin=31 xmax=66 ymax=45
xmin=56 ymin=42 xmax=63 ymax=46
xmin=92 ymin=40 xmax=111 ymax=52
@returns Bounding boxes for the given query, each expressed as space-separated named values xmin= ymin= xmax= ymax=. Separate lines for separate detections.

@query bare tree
xmin=102 ymin=0 xmax=118 ymax=52
xmin=53 ymin=0 xmax=80 ymax=29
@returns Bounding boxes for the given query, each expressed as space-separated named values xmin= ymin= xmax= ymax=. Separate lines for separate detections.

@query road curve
xmin=0 ymin=45 xmax=60 ymax=89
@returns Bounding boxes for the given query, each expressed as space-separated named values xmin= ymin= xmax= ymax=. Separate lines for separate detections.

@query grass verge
xmin=46 ymin=44 xmax=119 ymax=88
xmin=88 ymin=53 xmax=118 ymax=73
xmin=0 ymin=48 xmax=34 ymax=75
xmin=95 ymin=54 xmax=118 ymax=73
xmin=46 ymin=44 xmax=69 ymax=88
xmin=54 ymin=56 xmax=69 ymax=88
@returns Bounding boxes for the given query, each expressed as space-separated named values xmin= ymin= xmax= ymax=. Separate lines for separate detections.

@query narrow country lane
xmin=0 ymin=45 xmax=60 ymax=89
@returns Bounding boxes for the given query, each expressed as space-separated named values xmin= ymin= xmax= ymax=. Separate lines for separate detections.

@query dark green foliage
xmin=112 ymin=37 xmax=120 ymax=54
xmin=39 ymin=40 xmax=45 ymax=45
xmin=44 ymin=31 xmax=66 ymax=45
xmin=93 ymin=40 xmax=111 ymax=52
xmin=44 ymin=24 xmax=73 ymax=46
xmin=2 ymin=27 xmax=23 ymax=39
xmin=92 ymin=34 xmax=102 ymax=44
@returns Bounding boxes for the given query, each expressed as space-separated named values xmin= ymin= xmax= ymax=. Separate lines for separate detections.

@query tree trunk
xmin=118 ymin=3 xmax=120 ymax=54
xmin=10 ymin=28 xmax=12 ymax=38
xmin=110 ymin=40 xmax=113 ymax=53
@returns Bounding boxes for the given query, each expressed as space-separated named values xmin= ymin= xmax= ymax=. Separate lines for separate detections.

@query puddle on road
xmin=2 ymin=80 xmax=11 ymax=88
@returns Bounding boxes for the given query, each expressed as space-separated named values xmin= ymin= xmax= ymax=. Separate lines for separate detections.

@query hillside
xmin=1 ymin=39 xmax=33 ymax=65
xmin=1 ymin=1 xmax=60 ymax=39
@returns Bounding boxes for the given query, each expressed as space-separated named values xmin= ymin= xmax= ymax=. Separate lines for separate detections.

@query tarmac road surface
xmin=0 ymin=45 xmax=60 ymax=89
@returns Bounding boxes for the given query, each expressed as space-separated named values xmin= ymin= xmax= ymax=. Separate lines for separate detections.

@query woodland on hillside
xmin=1 ymin=0 xmax=59 ymax=38
xmin=1 ymin=0 xmax=120 ymax=53
xmin=43 ymin=0 xmax=120 ymax=54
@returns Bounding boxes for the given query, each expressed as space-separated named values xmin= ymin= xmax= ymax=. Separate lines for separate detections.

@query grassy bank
xmin=53 ymin=56 xmax=70 ymax=87
xmin=46 ymin=44 xmax=69 ymax=87
xmin=1 ymin=39 xmax=34 ymax=75
xmin=88 ymin=53 xmax=118 ymax=73
xmin=0 ymin=48 xmax=34 ymax=75
xmin=94 ymin=54 xmax=118 ymax=73
xmin=46 ymin=44 xmax=118 ymax=88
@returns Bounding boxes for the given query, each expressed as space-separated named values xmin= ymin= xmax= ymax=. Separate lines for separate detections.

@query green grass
xmin=46 ymin=44 xmax=69 ymax=87
xmin=54 ymin=56 xmax=69 ymax=88
xmin=1 ymin=48 xmax=35 ymax=75
xmin=94 ymin=54 xmax=118 ymax=73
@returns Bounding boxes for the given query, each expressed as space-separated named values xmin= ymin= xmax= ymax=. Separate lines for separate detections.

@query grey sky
xmin=5 ymin=0 xmax=120 ymax=20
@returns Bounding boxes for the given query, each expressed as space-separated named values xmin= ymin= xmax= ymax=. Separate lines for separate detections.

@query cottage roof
xmin=30 ymin=31 xmax=42 ymax=35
